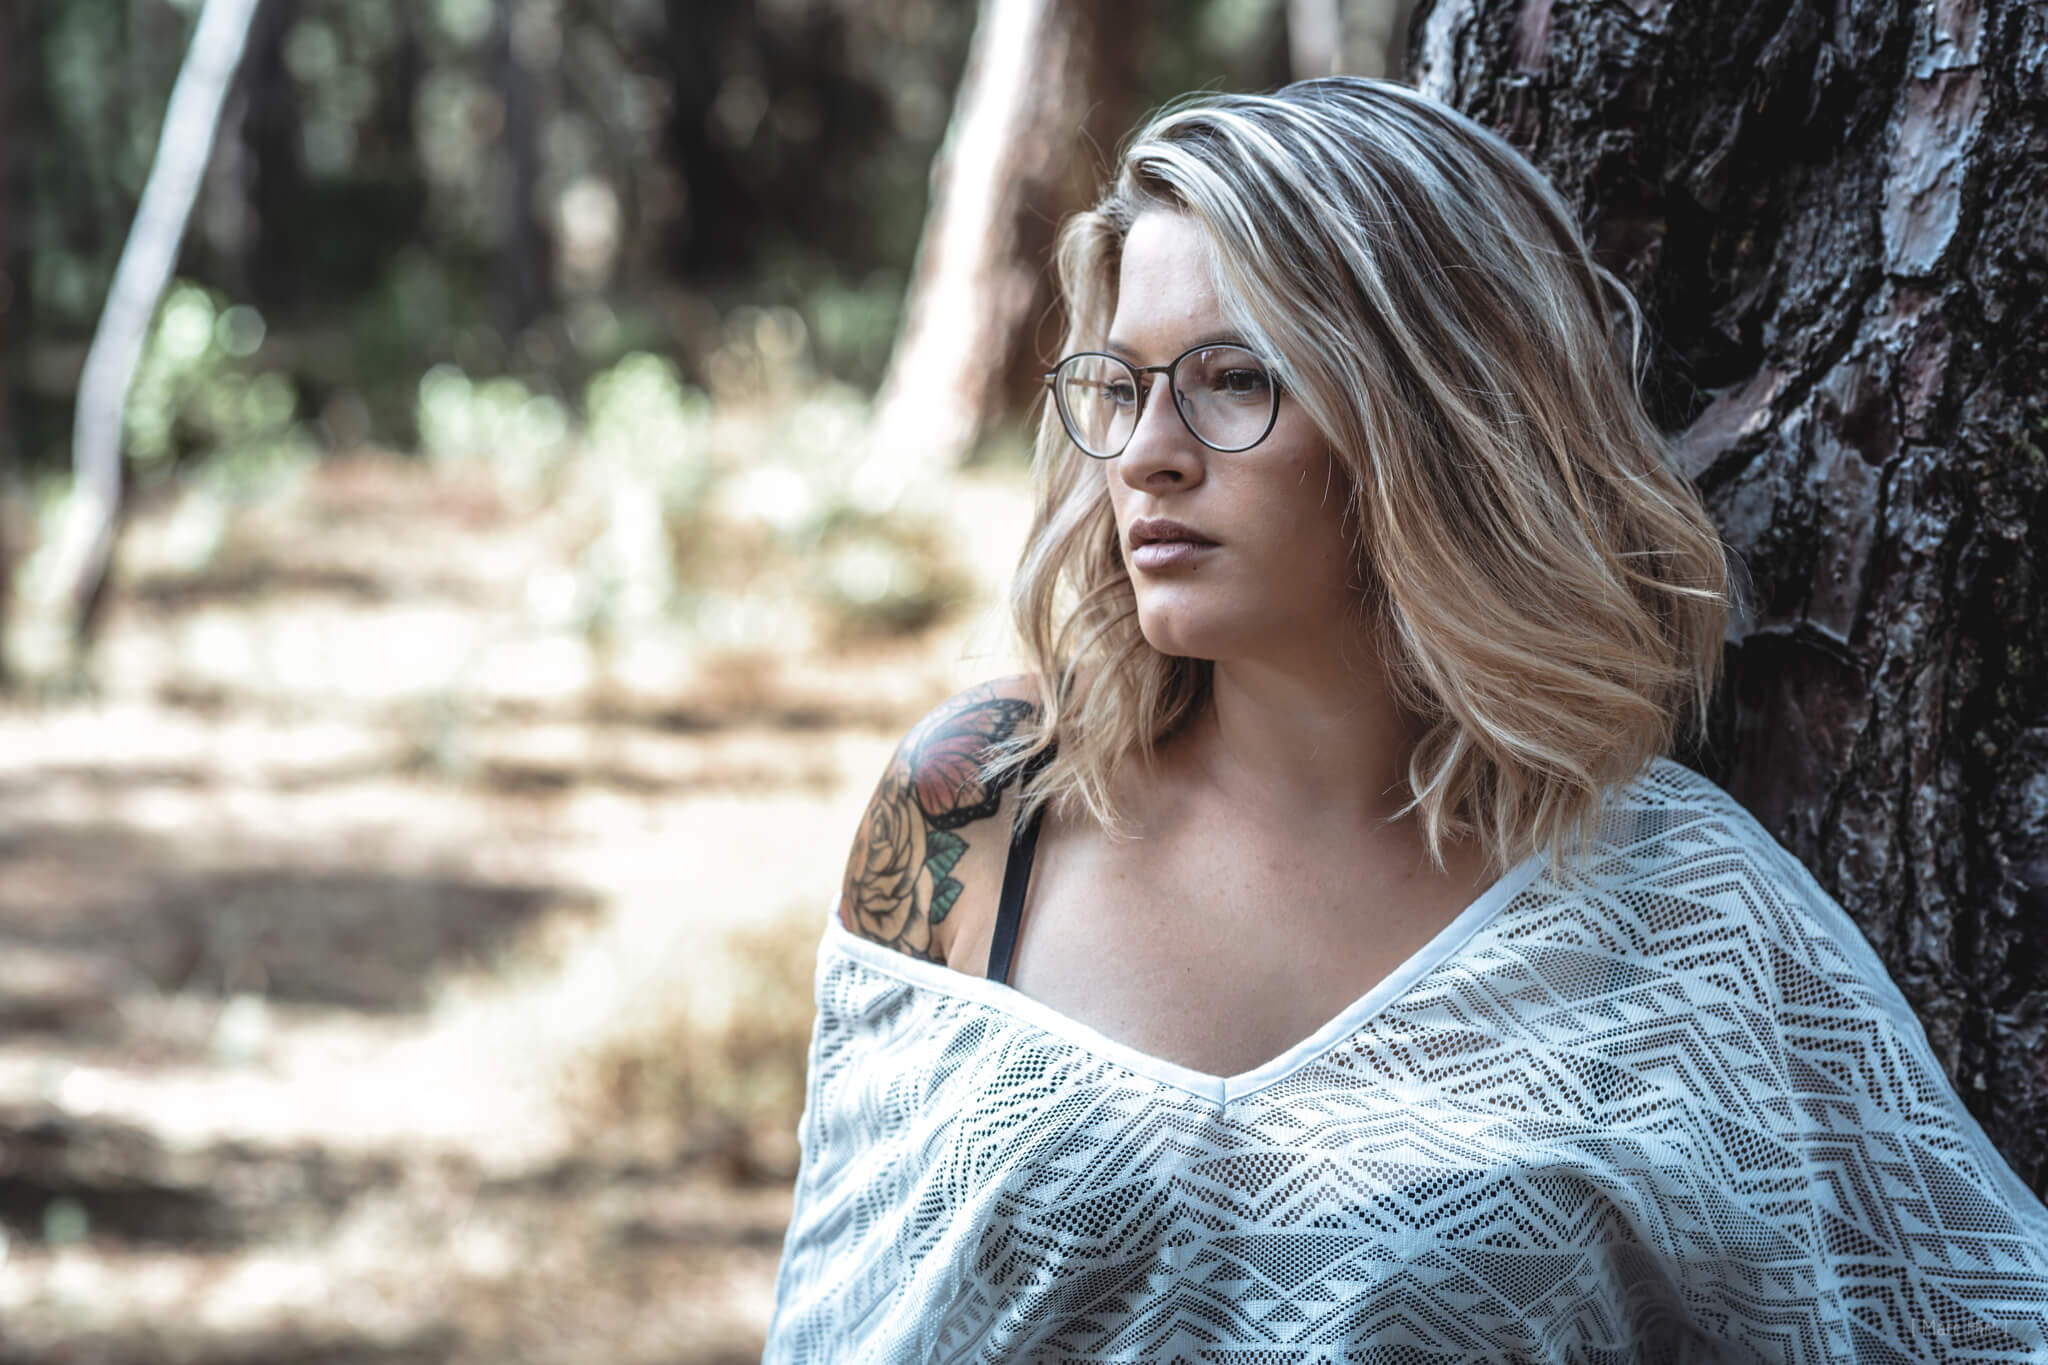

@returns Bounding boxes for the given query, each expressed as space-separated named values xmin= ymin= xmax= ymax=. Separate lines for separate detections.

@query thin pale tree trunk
xmin=1412 ymin=0 xmax=2048 ymax=1191
xmin=862 ymin=0 xmax=1137 ymax=498
xmin=44 ymin=0 xmax=262 ymax=665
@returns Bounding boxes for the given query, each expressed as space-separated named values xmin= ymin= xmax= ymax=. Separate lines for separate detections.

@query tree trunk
xmin=0 ymin=0 xmax=20 ymax=690
xmin=1412 ymin=0 xmax=2048 ymax=1192
xmin=239 ymin=0 xmax=303 ymax=312
xmin=863 ymin=0 xmax=1140 ymax=494
xmin=198 ymin=0 xmax=298 ymax=300
xmin=197 ymin=80 xmax=253 ymax=293
xmin=491 ymin=0 xmax=550 ymax=344
xmin=43 ymin=0 xmax=263 ymax=669
xmin=1290 ymin=0 xmax=1416 ymax=79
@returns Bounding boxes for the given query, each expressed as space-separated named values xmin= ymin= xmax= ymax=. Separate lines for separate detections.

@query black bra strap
xmin=987 ymin=749 xmax=1054 ymax=985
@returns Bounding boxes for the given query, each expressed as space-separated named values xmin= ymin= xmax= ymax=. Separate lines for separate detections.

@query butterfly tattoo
xmin=841 ymin=686 xmax=1039 ymax=961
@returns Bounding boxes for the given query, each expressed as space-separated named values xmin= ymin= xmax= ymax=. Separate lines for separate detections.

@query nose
xmin=1116 ymin=373 xmax=1205 ymax=492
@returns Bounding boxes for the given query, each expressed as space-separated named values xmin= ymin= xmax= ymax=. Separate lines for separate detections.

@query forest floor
xmin=0 ymin=448 xmax=1034 ymax=1362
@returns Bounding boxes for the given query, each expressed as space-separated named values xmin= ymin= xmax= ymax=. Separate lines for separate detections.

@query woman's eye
xmin=1216 ymin=369 xmax=1270 ymax=397
xmin=1106 ymin=382 xmax=1139 ymax=407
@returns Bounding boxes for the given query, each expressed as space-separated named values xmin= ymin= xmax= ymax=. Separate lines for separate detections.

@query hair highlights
xmin=994 ymin=77 xmax=1732 ymax=876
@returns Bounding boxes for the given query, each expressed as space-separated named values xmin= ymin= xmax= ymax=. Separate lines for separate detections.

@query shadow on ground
xmin=0 ymin=821 xmax=580 ymax=1014
xmin=0 ymin=1332 xmax=467 ymax=1365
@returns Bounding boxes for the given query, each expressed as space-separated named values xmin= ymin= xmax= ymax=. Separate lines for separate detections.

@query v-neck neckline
xmin=823 ymin=850 xmax=1544 ymax=1106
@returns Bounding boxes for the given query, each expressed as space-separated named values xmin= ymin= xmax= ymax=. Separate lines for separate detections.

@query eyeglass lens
xmin=1054 ymin=346 xmax=1275 ymax=457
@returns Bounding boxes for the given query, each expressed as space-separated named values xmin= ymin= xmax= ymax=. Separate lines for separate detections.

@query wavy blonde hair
xmin=990 ymin=77 xmax=1732 ymax=876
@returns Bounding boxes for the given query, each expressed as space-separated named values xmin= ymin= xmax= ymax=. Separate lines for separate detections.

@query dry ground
xmin=0 ymin=450 xmax=1033 ymax=1362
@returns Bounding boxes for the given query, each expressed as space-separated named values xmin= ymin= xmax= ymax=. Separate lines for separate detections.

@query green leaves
xmin=924 ymin=829 xmax=967 ymax=925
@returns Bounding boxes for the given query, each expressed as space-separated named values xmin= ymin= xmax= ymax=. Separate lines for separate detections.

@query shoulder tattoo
xmin=841 ymin=687 xmax=1039 ymax=961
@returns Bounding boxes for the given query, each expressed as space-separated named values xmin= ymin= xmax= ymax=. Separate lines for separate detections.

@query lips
xmin=1127 ymin=518 xmax=1218 ymax=551
xmin=1126 ymin=518 xmax=1218 ymax=573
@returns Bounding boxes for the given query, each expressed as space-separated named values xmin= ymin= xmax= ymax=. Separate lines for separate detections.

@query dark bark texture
xmin=1412 ymin=0 xmax=2048 ymax=1190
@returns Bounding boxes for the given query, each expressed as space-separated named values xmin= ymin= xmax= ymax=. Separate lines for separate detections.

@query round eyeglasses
xmin=1044 ymin=344 xmax=1282 ymax=459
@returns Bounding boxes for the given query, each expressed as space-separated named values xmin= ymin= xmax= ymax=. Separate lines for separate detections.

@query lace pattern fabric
xmin=763 ymin=760 xmax=2048 ymax=1362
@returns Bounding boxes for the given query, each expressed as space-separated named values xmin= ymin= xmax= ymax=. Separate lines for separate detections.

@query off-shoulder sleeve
xmin=1669 ymin=803 xmax=2048 ymax=1360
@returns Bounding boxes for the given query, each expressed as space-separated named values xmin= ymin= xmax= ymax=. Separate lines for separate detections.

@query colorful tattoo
xmin=841 ymin=687 xmax=1038 ymax=960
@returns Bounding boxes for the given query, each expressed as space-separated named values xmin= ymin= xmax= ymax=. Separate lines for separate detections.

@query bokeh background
xmin=0 ymin=1 xmax=1390 ymax=1360
xmin=6 ymin=0 xmax=2047 ymax=1360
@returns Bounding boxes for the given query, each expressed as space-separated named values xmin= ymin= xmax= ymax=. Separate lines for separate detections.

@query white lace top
xmin=763 ymin=759 xmax=2048 ymax=1362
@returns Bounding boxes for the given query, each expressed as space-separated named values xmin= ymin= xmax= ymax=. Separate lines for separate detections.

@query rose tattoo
xmin=841 ymin=689 xmax=1038 ymax=960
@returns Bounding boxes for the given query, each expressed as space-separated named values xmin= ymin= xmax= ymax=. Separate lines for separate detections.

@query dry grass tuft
xmin=566 ymin=908 xmax=823 ymax=1182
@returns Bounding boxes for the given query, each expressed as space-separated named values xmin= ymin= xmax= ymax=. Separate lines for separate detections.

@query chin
xmin=1133 ymin=599 xmax=1242 ymax=661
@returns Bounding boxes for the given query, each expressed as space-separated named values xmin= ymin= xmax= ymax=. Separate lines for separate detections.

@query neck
xmin=1169 ymin=630 xmax=1422 ymax=828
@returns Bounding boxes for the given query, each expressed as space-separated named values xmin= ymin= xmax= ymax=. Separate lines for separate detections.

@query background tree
xmin=42 ymin=0 xmax=262 ymax=665
xmin=0 ymin=0 xmax=21 ymax=687
xmin=864 ymin=0 xmax=1144 ymax=483
xmin=488 ymin=0 xmax=550 ymax=342
xmin=1288 ymin=0 xmax=1415 ymax=78
xmin=1412 ymin=0 xmax=2048 ymax=1189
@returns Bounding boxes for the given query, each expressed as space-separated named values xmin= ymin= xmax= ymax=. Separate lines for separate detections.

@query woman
xmin=764 ymin=78 xmax=2048 ymax=1361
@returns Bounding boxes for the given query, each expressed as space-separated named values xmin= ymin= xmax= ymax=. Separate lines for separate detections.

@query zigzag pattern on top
xmin=765 ymin=759 xmax=2048 ymax=1363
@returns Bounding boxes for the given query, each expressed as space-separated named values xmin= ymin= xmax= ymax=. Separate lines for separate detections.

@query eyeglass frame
xmin=1041 ymin=343 xmax=1286 ymax=459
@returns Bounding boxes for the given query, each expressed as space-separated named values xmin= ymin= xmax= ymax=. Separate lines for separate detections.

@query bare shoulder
xmin=837 ymin=676 xmax=1045 ymax=966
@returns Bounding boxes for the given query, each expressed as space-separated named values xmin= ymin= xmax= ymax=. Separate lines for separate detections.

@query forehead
xmin=1109 ymin=212 xmax=1227 ymax=356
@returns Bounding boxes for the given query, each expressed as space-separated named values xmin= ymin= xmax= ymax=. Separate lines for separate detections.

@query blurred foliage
xmin=5 ymin=0 xmax=1291 ymax=477
xmin=413 ymin=326 xmax=972 ymax=642
xmin=126 ymin=283 xmax=307 ymax=470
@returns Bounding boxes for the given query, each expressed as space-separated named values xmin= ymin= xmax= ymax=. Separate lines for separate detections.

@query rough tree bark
xmin=42 ymin=0 xmax=263 ymax=667
xmin=1412 ymin=0 xmax=2048 ymax=1191
xmin=863 ymin=0 xmax=1140 ymax=492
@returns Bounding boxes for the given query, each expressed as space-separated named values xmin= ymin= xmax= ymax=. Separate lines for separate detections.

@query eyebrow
xmin=1102 ymin=333 xmax=1248 ymax=361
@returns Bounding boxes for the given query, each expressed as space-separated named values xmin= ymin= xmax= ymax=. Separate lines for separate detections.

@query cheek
xmin=1264 ymin=413 xmax=1342 ymax=499
xmin=1296 ymin=446 xmax=1356 ymax=519
xmin=1264 ymin=448 xmax=1351 ymax=532
xmin=1269 ymin=457 xmax=1363 ymax=579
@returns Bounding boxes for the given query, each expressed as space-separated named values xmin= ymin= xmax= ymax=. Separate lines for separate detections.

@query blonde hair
xmin=993 ymin=77 xmax=1732 ymax=875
